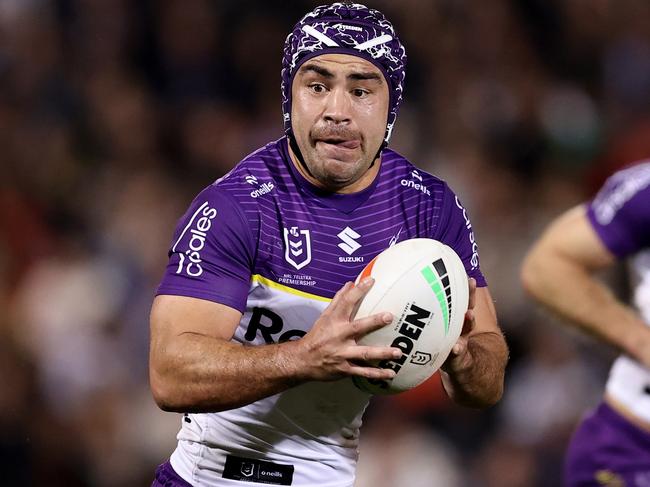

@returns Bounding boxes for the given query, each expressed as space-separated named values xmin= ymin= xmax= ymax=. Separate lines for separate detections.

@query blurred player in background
xmin=149 ymin=2 xmax=508 ymax=486
xmin=522 ymin=162 xmax=650 ymax=486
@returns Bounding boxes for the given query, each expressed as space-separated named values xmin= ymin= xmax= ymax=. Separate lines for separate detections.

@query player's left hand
xmin=441 ymin=277 xmax=476 ymax=374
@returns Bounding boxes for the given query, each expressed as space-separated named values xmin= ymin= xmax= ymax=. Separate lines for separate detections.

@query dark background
xmin=2 ymin=1 xmax=649 ymax=485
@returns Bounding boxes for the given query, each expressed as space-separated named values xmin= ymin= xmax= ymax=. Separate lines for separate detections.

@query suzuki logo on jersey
xmin=173 ymin=202 xmax=217 ymax=277
xmin=283 ymin=226 xmax=312 ymax=270
xmin=338 ymin=227 xmax=361 ymax=255
xmin=337 ymin=227 xmax=364 ymax=263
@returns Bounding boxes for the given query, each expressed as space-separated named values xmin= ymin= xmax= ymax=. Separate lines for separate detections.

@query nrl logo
xmin=240 ymin=462 xmax=254 ymax=477
xmin=410 ymin=351 xmax=432 ymax=365
xmin=283 ymin=226 xmax=312 ymax=270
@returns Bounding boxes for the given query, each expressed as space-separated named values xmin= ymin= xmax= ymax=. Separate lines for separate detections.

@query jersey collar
xmin=279 ymin=136 xmax=380 ymax=214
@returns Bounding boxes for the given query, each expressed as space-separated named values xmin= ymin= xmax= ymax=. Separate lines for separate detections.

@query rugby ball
xmin=352 ymin=238 xmax=469 ymax=395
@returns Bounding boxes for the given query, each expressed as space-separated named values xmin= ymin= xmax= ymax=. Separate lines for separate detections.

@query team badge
xmin=283 ymin=226 xmax=312 ymax=270
xmin=410 ymin=351 xmax=433 ymax=365
xmin=240 ymin=462 xmax=255 ymax=478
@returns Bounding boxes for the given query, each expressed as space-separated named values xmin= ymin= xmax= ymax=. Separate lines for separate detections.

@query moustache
xmin=310 ymin=126 xmax=361 ymax=143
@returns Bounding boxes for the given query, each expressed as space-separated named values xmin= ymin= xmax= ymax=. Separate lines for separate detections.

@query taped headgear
xmin=281 ymin=2 xmax=407 ymax=145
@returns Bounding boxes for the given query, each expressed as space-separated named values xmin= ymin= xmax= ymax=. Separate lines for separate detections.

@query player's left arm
xmin=440 ymin=280 xmax=508 ymax=408
xmin=434 ymin=185 xmax=508 ymax=408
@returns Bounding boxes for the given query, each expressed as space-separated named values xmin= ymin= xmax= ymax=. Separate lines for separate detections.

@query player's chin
xmin=322 ymin=156 xmax=363 ymax=171
xmin=322 ymin=162 xmax=364 ymax=185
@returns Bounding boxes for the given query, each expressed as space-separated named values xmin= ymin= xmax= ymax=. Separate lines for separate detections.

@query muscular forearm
xmin=523 ymin=251 xmax=650 ymax=365
xmin=150 ymin=333 xmax=306 ymax=413
xmin=150 ymin=282 xmax=405 ymax=414
xmin=440 ymin=331 xmax=508 ymax=408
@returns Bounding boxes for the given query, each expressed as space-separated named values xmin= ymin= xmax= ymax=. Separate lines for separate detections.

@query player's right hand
xmin=294 ymin=277 xmax=402 ymax=382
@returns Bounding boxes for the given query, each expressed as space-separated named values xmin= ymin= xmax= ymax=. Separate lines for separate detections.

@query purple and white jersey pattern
xmin=587 ymin=161 xmax=650 ymax=425
xmin=157 ymin=137 xmax=485 ymax=486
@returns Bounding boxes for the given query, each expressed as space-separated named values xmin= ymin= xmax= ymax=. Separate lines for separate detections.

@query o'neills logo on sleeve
xmin=172 ymin=201 xmax=217 ymax=277
xmin=245 ymin=173 xmax=275 ymax=198
xmin=250 ymin=182 xmax=274 ymax=198
xmin=400 ymin=170 xmax=431 ymax=196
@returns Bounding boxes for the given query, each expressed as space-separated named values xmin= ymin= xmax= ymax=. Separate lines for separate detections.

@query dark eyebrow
xmin=348 ymin=71 xmax=383 ymax=83
xmin=299 ymin=63 xmax=383 ymax=84
xmin=299 ymin=63 xmax=334 ymax=78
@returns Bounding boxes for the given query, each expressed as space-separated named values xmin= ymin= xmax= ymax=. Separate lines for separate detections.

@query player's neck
xmin=287 ymin=142 xmax=381 ymax=194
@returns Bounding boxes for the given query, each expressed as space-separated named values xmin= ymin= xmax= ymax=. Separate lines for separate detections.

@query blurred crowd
xmin=2 ymin=0 xmax=650 ymax=486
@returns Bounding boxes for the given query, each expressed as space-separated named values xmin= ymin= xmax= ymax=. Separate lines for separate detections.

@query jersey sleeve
xmin=586 ymin=166 xmax=650 ymax=258
xmin=433 ymin=183 xmax=487 ymax=287
xmin=156 ymin=184 xmax=257 ymax=313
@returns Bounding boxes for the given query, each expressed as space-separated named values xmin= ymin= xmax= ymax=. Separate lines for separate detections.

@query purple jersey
xmin=565 ymin=402 xmax=650 ymax=487
xmin=565 ymin=162 xmax=650 ymax=486
xmin=155 ymin=136 xmax=486 ymax=486
xmin=158 ymin=136 xmax=485 ymax=309
xmin=587 ymin=161 xmax=650 ymax=258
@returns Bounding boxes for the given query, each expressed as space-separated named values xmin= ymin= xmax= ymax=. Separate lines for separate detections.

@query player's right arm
xmin=150 ymin=280 xmax=400 ymax=413
xmin=149 ymin=186 xmax=400 ymax=413
xmin=521 ymin=204 xmax=650 ymax=367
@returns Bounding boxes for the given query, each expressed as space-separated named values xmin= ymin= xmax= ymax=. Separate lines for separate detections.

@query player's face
xmin=290 ymin=53 xmax=389 ymax=193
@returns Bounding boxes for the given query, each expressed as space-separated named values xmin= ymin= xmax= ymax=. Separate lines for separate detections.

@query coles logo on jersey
xmin=400 ymin=169 xmax=431 ymax=196
xmin=172 ymin=201 xmax=217 ymax=277
xmin=283 ymin=226 xmax=311 ymax=270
